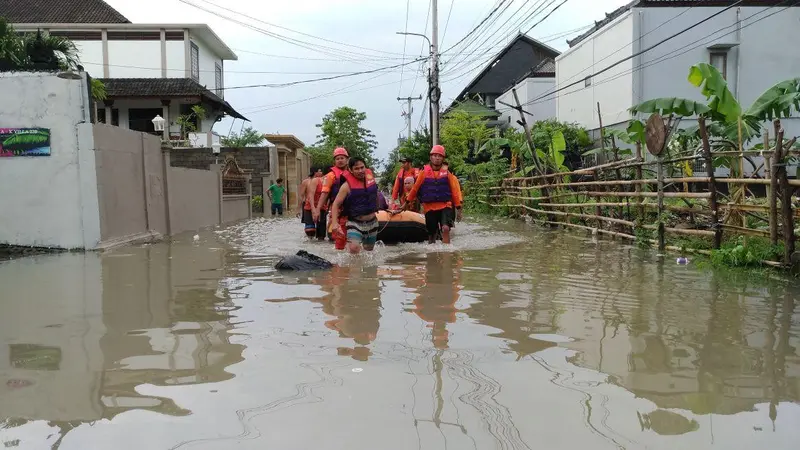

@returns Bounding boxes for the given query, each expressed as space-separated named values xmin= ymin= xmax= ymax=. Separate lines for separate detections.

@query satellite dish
xmin=645 ymin=113 xmax=667 ymax=157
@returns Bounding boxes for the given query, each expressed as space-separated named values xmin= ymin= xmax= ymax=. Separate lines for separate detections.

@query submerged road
xmin=1 ymin=217 xmax=799 ymax=449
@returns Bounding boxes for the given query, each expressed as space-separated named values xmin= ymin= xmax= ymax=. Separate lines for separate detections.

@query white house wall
xmin=107 ymin=41 xmax=163 ymax=78
xmin=190 ymin=34 xmax=223 ymax=97
xmin=556 ymin=12 xmax=635 ymax=130
xmin=0 ymin=73 xmax=101 ymax=249
xmin=74 ymin=40 xmax=104 ymax=79
xmin=165 ymin=40 xmax=187 ymax=78
xmin=498 ymin=78 xmax=556 ymax=131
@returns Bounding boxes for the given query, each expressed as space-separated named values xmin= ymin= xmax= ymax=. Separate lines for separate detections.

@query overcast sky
xmin=105 ymin=0 xmax=630 ymax=162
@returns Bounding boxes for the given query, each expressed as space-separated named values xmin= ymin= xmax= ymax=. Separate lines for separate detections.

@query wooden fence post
xmin=699 ymin=117 xmax=722 ymax=249
xmin=635 ymin=142 xmax=645 ymax=219
xmin=774 ymin=120 xmax=795 ymax=265
xmin=766 ymin=128 xmax=779 ymax=245
xmin=657 ymin=156 xmax=665 ymax=251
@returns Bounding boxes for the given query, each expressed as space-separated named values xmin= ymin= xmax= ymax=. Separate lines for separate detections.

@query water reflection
xmin=0 ymin=243 xmax=244 ymax=439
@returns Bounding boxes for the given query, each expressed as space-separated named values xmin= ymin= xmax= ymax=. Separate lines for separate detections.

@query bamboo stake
xmin=538 ymin=220 xmax=637 ymax=240
xmin=635 ymin=142 xmax=645 ymax=219
xmin=657 ymin=156 xmax=665 ymax=251
xmin=721 ymin=224 xmax=772 ymax=238
xmin=774 ymin=120 xmax=795 ymax=265
xmin=504 ymin=157 xmax=637 ymax=182
xmin=699 ymin=117 xmax=722 ymax=249
xmin=584 ymin=191 xmax=711 ymax=199
xmin=520 ymin=205 xmax=636 ymax=227
xmin=767 ymin=128 xmax=779 ymax=245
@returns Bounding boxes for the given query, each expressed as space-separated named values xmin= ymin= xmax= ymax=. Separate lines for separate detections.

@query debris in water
xmin=275 ymin=250 xmax=334 ymax=271
xmin=676 ymin=257 xmax=689 ymax=265
xmin=193 ymin=234 xmax=200 ymax=242
xmin=352 ymin=368 xmax=363 ymax=373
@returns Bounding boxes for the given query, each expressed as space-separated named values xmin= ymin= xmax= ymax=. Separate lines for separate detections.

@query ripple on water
xmin=219 ymin=217 xmax=525 ymax=266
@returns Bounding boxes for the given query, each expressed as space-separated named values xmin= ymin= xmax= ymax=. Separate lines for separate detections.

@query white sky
xmin=104 ymin=0 xmax=631 ymax=160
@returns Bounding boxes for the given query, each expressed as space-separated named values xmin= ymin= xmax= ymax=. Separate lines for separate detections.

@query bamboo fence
xmin=475 ymin=118 xmax=798 ymax=268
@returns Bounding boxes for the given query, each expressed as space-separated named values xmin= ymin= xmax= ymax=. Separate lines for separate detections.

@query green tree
xmin=0 ymin=18 xmax=78 ymax=72
xmin=440 ymin=110 xmax=494 ymax=175
xmin=314 ymin=106 xmax=379 ymax=167
xmin=221 ymin=126 xmax=266 ymax=147
xmin=305 ymin=144 xmax=334 ymax=168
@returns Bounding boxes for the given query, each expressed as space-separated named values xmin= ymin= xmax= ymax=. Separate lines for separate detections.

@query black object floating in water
xmin=275 ymin=250 xmax=334 ymax=271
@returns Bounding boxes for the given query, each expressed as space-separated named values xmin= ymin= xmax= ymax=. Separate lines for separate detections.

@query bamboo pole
xmin=767 ymin=128 xmax=779 ymax=245
xmin=584 ymin=191 xmax=711 ymax=199
xmin=520 ymin=205 xmax=636 ymax=227
xmin=511 ymin=88 xmax=544 ymax=177
xmin=699 ymin=117 xmax=722 ymax=249
xmin=503 ymin=157 xmax=637 ymax=182
xmin=538 ymin=220 xmax=637 ymax=240
xmin=635 ymin=142 xmax=645 ymax=219
xmin=721 ymin=224 xmax=772 ymax=238
xmin=657 ymin=156 xmax=665 ymax=251
xmin=774 ymin=120 xmax=795 ymax=265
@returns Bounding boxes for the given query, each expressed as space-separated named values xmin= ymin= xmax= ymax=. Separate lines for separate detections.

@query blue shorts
xmin=346 ymin=217 xmax=378 ymax=247
xmin=271 ymin=203 xmax=283 ymax=215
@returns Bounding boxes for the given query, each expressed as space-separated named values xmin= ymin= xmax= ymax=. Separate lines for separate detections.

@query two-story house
xmin=555 ymin=0 xmax=800 ymax=143
xmin=1 ymin=0 xmax=247 ymax=145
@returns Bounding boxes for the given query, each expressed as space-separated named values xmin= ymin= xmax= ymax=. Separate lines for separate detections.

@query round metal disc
xmin=645 ymin=113 xmax=667 ymax=157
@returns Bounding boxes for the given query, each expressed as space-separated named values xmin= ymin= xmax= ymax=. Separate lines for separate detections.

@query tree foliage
xmin=314 ymin=106 xmax=379 ymax=167
xmin=0 ymin=18 xmax=79 ymax=72
xmin=221 ymin=126 xmax=266 ymax=147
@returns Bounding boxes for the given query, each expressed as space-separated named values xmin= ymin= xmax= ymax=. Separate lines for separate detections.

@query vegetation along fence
xmin=471 ymin=63 xmax=800 ymax=270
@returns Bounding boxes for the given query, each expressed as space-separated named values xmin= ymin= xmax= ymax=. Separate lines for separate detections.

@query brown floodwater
xmin=1 ymin=217 xmax=799 ymax=449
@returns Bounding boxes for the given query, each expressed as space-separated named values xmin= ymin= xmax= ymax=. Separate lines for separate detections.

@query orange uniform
xmin=405 ymin=167 xmax=463 ymax=213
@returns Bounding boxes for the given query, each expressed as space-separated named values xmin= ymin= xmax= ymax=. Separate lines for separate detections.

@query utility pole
xmin=430 ymin=0 xmax=441 ymax=145
xmin=397 ymin=95 xmax=422 ymax=138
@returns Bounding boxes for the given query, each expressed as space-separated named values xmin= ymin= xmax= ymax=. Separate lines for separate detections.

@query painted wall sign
xmin=0 ymin=128 xmax=51 ymax=157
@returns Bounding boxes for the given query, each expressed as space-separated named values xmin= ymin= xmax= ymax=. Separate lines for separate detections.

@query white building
xmin=3 ymin=0 xmax=247 ymax=145
xmin=496 ymin=59 xmax=557 ymax=131
xmin=555 ymin=0 xmax=800 ymax=140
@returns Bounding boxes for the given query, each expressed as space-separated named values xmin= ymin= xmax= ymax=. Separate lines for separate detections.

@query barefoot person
xmin=330 ymin=157 xmax=380 ymax=254
xmin=266 ymin=178 xmax=286 ymax=216
xmin=404 ymin=145 xmax=463 ymax=244
xmin=314 ymin=147 xmax=350 ymax=250
xmin=301 ymin=167 xmax=326 ymax=239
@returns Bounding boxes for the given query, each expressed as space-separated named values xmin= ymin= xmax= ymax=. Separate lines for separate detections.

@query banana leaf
xmin=551 ymin=130 xmax=566 ymax=171
xmin=687 ymin=63 xmax=741 ymax=123
xmin=629 ymin=98 xmax=711 ymax=117
xmin=744 ymin=78 xmax=800 ymax=120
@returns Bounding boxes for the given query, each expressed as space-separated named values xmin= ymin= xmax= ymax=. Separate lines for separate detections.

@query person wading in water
xmin=391 ymin=156 xmax=419 ymax=206
xmin=301 ymin=167 xmax=327 ymax=240
xmin=314 ymin=147 xmax=350 ymax=250
xmin=404 ymin=145 xmax=462 ymax=244
xmin=330 ymin=157 xmax=380 ymax=254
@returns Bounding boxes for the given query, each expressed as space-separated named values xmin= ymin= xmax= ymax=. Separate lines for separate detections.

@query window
xmin=215 ymin=62 xmax=223 ymax=94
xmin=97 ymin=108 xmax=120 ymax=126
xmin=128 ymin=108 xmax=164 ymax=135
xmin=710 ymin=51 xmax=727 ymax=79
xmin=585 ymin=75 xmax=592 ymax=87
xmin=190 ymin=42 xmax=200 ymax=81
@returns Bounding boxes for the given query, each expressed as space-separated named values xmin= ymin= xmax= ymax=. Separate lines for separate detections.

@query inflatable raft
xmin=376 ymin=210 xmax=428 ymax=244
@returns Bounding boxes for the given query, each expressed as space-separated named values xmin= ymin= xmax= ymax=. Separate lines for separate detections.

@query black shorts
xmin=424 ymin=207 xmax=454 ymax=236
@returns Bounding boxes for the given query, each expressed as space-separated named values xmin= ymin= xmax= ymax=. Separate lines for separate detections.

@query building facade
xmin=3 ymin=0 xmax=246 ymax=144
xmin=555 ymin=0 xmax=800 ymax=140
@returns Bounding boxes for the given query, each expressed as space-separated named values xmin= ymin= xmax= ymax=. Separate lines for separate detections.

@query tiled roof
xmin=98 ymin=78 xmax=248 ymax=121
xmin=0 ymin=0 xmax=130 ymax=24
xmin=531 ymin=59 xmax=555 ymax=76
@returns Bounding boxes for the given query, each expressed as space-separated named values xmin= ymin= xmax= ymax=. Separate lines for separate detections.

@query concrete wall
xmin=222 ymin=195 xmax=251 ymax=223
xmin=93 ymin=125 xmax=168 ymax=243
xmin=171 ymin=146 xmax=274 ymax=198
xmin=168 ymin=167 xmax=222 ymax=234
xmin=0 ymin=72 xmax=101 ymax=249
xmin=497 ymin=78 xmax=556 ymax=131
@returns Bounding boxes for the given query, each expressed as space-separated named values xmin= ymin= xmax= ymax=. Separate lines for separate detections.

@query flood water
xmin=1 ymin=217 xmax=799 ymax=449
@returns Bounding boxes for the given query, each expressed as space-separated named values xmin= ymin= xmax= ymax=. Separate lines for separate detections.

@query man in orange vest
xmin=314 ymin=147 xmax=350 ymax=250
xmin=404 ymin=145 xmax=463 ymax=244
xmin=391 ymin=156 xmax=419 ymax=207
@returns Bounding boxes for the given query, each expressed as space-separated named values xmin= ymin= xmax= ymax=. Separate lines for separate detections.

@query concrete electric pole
xmin=397 ymin=95 xmax=423 ymax=138
xmin=430 ymin=0 xmax=440 ymax=146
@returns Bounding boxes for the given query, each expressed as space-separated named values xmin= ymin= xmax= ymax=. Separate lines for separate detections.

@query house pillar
xmin=103 ymin=100 xmax=113 ymax=124
xmin=161 ymin=99 xmax=171 ymax=141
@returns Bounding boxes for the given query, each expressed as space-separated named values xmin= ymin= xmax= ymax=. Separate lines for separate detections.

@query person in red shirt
xmin=314 ymin=147 xmax=350 ymax=250
xmin=391 ymin=156 xmax=419 ymax=206
xmin=404 ymin=145 xmax=463 ymax=244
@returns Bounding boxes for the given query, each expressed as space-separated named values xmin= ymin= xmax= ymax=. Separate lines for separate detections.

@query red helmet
xmin=430 ymin=145 xmax=446 ymax=157
xmin=333 ymin=147 xmax=349 ymax=157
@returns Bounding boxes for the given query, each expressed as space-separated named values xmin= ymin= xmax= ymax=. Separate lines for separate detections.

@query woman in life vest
xmin=302 ymin=166 xmax=328 ymax=240
xmin=330 ymin=156 xmax=381 ymax=254
xmin=404 ymin=145 xmax=463 ymax=244
xmin=314 ymin=147 xmax=350 ymax=250
xmin=391 ymin=156 xmax=419 ymax=205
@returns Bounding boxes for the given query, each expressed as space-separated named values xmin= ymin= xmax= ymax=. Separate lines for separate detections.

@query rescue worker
xmin=302 ymin=166 xmax=327 ymax=240
xmin=314 ymin=147 xmax=350 ymax=250
xmin=404 ymin=145 xmax=463 ymax=244
xmin=391 ymin=156 xmax=419 ymax=205
xmin=330 ymin=156 xmax=381 ymax=254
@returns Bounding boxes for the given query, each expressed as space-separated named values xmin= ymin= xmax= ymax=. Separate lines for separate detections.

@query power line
xmin=440 ymin=0 xmax=456 ymax=46
xmin=523 ymin=0 xmax=569 ymax=34
xmin=522 ymin=0 xmax=745 ymax=106
xmin=518 ymin=1 xmax=794 ymax=109
xmin=232 ymin=48 xmax=406 ymax=62
xmin=409 ymin=0 xmax=433 ymax=98
xmin=185 ymin=0 xmax=404 ymax=56
xmin=442 ymin=0 xmax=509 ymax=54
xmin=398 ymin=0 xmax=412 ymax=96
xmin=80 ymin=60 xmax=410 ymax=75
